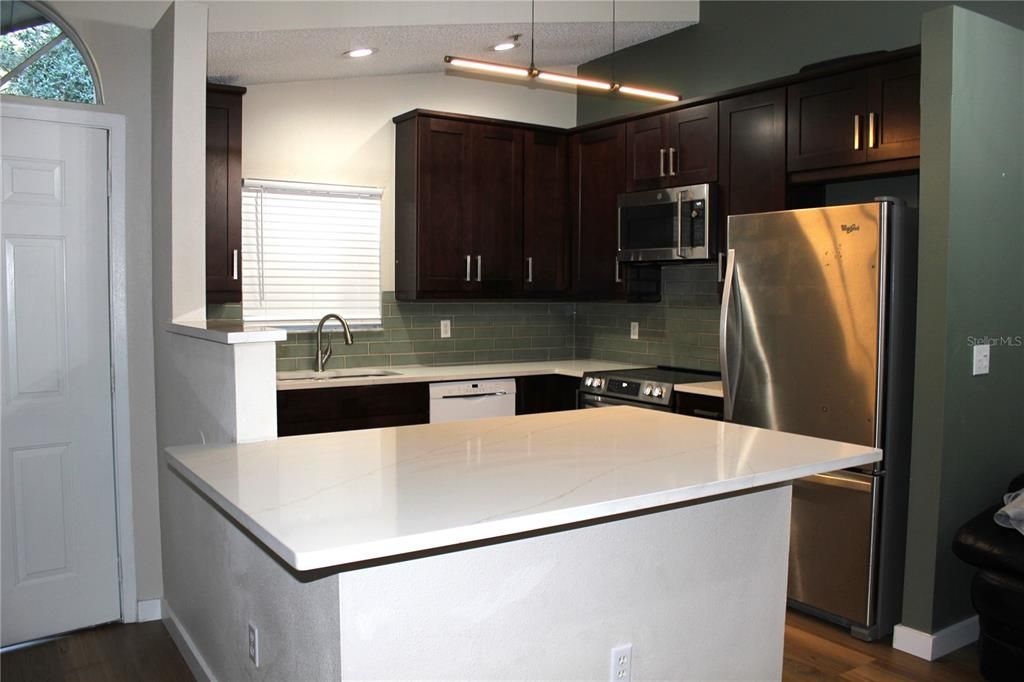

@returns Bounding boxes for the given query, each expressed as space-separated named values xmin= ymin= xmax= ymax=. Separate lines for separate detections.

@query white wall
xmin=28 ymin=2 xmax=162 ymax=604
xmin=241 ymin=72 xmax=578 ymax=291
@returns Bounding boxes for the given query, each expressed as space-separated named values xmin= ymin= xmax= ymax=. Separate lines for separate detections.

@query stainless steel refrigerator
xmin=720 ymin=199 xmax=917 ymax=640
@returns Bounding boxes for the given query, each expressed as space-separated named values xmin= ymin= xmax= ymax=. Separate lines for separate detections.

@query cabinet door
xmin=470 ymin=124 xmax=524 ymax=296
xmin=523 ymin=131 xmax=570 ymax=295
xmin=206 ymin=88 xmax=243 ymax=303
xmin=667 ymin=102 xmax=719 ymax=185
xmin=787 ymin=72 xmax=867 ymax=171
xmin=866 ymin=57 xmax=920 ymax=162
xmin=571 ymin=125 xmax=626 ymax=299
xmin=417 ymin=118 xmax=475 ymax=294
xmin=625 ymin=115 xmax=668 ymax=191
xmin=719 ymin=88 xmax=787 ymax=252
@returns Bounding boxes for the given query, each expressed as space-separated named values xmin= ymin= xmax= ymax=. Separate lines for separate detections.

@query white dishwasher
xmin=429 ymin=379 xmax=517 ymax=424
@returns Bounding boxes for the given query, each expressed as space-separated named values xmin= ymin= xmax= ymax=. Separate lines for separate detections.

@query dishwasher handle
xmin=440 ymin=391 xmax=509 ymax=399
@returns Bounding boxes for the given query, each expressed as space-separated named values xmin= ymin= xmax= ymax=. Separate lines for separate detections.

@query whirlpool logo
xmin=841 ymin=223 xmax=861 ymax=234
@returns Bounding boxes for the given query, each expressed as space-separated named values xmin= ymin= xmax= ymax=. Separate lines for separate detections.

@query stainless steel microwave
xmin=617 ymin=183 xmax=715 ymax=262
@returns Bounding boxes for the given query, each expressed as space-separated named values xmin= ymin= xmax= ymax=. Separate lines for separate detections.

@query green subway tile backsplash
xmin=574 ymin=264 xmax=722 ymax=372
xmin=268 ymin=270 xmax=722 ymax=373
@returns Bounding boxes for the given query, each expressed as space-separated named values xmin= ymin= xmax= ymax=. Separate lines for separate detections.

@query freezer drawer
xmin=788 ymin=471 xmax=880 ymax=627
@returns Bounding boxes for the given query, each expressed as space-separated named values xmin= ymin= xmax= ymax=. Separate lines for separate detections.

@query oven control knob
xmin=584 ymin=377 xmax=593 ymax=387
xmin=593 ymin=378 xmax=603 ymax=389
xmin=652 ymin=386 xmax=665 ymax=398
xmin=643 ymin=385 xmax=653 ymax=396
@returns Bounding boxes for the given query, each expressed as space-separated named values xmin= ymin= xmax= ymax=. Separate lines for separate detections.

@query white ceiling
xmin=205 ymin=1 xmax=699 ymax=86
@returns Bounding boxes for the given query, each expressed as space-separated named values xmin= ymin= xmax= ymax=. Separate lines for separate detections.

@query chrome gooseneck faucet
xmin=315 ymin=313 xmax=354 ymax=372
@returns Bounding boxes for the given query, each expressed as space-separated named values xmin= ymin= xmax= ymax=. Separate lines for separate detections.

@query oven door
xmin=578 ymin=393 xmax=673 ymax=412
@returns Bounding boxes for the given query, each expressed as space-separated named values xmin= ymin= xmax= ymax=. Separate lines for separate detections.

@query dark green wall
xmin=902 ymin=6 xmax=1024 ymax=634
xmin=576 ymin=1 xmax=1024 ymax=125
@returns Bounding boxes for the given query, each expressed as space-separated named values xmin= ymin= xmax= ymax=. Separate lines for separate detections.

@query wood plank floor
xmin=783 ymin=610 xmax=982 ymax=681
xmin=1 ymin=610 xmax=983 ymax=681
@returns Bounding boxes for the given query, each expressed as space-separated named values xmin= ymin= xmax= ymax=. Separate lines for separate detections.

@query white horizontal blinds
xmin=241 ymin=179 xmax=383 ymax=326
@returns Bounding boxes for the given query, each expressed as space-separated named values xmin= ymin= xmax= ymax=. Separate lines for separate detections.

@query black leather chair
xmin=952 ymin=473 xmax=1024 ymax=682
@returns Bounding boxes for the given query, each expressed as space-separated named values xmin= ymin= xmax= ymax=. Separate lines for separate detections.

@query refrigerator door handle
xmin=719 ymin=248 xmax=737 ymax=420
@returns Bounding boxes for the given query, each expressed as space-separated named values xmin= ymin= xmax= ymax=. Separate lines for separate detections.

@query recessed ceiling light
xmin=344 ymin=48 xmax=376 ymax=58
xmin=492 ymin=34 xmax=521 ymax=52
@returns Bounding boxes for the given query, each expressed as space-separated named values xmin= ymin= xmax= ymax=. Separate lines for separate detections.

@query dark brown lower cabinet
xmin=515 ymin=375 xmax=580 ymax=415
xmin=674 ymin=392 xmax=725 ymax=421
xmin=277 ymin=383 xmax=430 ymax=436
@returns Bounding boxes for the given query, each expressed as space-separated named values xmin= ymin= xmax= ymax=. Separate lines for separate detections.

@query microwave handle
xmin=677 ymin=192 xmax=689 ymax=250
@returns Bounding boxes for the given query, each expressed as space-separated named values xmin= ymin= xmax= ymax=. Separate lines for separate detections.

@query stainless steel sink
xmin=278 ymin=369 xmax=400 ymax=381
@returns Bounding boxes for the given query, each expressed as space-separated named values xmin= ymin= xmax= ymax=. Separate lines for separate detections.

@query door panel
xmin=418 ymin=118 xmax=474 ymax=293
xmin=1 ymin=117 xmax=120 ymax=645
xmin=718 ymin=88 xmax=787 ymax=254
xmin=725 ymin=204 xmax=882 ymax=447
xmin=625 ymin=116 xmax=667 ymax=191
xmin=789 ymin=472 xmax=878 ymax=626
xmin=867 ymin=57 xmax=920 ymax=162
xmin=523 ymin=131 xmax=569 ymax=295
xmin=571 ymin=125 xmax=626 ymax=299
xmin=471 ymin=124 xmax=523 ymax=295
xmin=668 ymin=102 xmax=718 ymax=185
xmin=787 ymin=72 xmax=868 ymax=171
xmin=205 ymin=88 xmax=243 ymax=303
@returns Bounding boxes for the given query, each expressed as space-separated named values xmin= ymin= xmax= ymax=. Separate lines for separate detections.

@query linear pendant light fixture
xmin=443 ymin=0 xmax=679 ymax=103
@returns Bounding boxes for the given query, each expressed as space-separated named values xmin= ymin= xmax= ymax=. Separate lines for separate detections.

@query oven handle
xmin=579 ymin=393 xmax=673 ymax=411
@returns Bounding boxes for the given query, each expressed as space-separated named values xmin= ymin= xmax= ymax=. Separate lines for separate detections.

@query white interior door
xmin=1 ymin=116 xmax=121 ymax=646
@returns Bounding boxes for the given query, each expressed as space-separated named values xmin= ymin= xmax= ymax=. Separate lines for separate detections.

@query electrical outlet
xmin=972 ymin=343 xmax=990 ymax=376
xmin=610 ymin=643 xmax=632 ymax=682
xmin=440 ymin=319 xmax=451 ymax=339
xmin=248 ymin=623 xmax=259 ymax=668
xmin=630 ymin=322 xmax=639 ymax=340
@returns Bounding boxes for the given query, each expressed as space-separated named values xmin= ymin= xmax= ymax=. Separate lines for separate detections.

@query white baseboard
xmin=137 ymin=598 xmax=163 ymax=622
xmin=162 ymin=600 xmax=217 ymax=682
xmin=893 ymin=616 xmax=979 ymax=661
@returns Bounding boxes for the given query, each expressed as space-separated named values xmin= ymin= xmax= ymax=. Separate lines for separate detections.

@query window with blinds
xmin=241 ymin=179 xmax=383 ymax=327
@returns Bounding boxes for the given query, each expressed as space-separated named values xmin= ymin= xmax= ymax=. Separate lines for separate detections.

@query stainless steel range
xmin=578 ymin=366 xmax=720 ymax=411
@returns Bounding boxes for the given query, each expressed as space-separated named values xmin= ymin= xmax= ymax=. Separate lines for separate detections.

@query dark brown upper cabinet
xmin=570 ymin=125 xmax=626 ymax=299
xmin=719 ymin=88 xmax=787 ymax=251
xmin=787 ymin=57 xmax=920 ymax=172
xmin=395 ymin=113 xmax=525 ymax=300
xmin=471 ymin=123 xmax=524 ymax=296
xmin=206 ymin=84 xmax=245 ymax=304
xmin=523 ymin=131 xmax=570 ymax=295
xmin=625 ymin=102 xmax=718 ymax=191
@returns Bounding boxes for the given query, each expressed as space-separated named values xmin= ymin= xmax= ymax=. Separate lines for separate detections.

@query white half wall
xmin=241 ymin=71 xmax=578 ymax=292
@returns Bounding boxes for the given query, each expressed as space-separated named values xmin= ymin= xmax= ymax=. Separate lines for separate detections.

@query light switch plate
xmin=630 ymin=322 xmax=639 ymax=340
xmin=972 ymin=343 xmax=990 ymax=376
xmin=440 ymin=319 xmax=451 ymax=339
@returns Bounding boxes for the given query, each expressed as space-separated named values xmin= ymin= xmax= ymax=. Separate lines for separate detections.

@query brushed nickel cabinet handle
xmin=659 ymin=148 xmax=666 ymax=177
xmin=476 ymin=255 xmax=482 ymax=282
xmin=526 ymin=256 xmax=533 ymax=283
xmin=853 ymin=114 xmax=862 ymax=150
xmin=465 ymin=255 xmax=471 ymax=282
xmin=668 ymin=147 xmax=677 ymax=176
xmin=868 ymin=112 xmax=877 ymax=149
xmin=615 ymin=258 xmax=622 ymax=284
xmin=232 ymin=249 xmax=239 ymax=280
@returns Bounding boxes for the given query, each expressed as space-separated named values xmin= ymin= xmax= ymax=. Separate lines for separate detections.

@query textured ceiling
xmin=209 ymin=20 xmax=695 ymax=86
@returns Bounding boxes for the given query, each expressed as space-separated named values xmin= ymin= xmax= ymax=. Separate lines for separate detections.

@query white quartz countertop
xmin=166 ymin=408 xmax=878 ymax=572
xmin=168 ymin=320 xmax=287 ymax=345
xmin=276 ymin=360 xmax=723 ymax=397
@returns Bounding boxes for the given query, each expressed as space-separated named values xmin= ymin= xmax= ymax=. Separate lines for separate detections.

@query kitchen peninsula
xmin=162 ymin=407 xmax=878 ymax=680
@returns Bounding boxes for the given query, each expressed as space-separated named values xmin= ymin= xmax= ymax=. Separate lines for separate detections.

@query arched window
xmin=0 ymin=1 xmax=101 ymax=104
